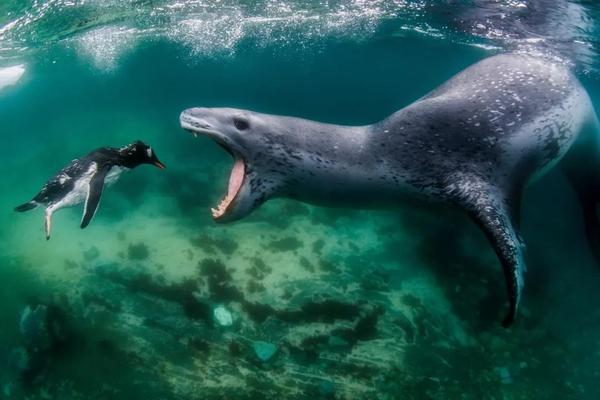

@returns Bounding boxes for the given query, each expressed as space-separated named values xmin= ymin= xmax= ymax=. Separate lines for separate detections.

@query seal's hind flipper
xmin=81 ymin=166 xmax=109 ymax=229
xmin=470 ymin=200 xmax=525 ymax=328
xmin=447 ymin=174 xmax=525 ymax=327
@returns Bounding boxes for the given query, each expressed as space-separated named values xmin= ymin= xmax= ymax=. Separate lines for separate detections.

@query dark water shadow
xmin=393 ymin=202 xmax=509 ymax=331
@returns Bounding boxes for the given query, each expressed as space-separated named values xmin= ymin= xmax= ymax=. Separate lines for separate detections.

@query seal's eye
xmin=233 ymin=117 xmax=249 ymax=131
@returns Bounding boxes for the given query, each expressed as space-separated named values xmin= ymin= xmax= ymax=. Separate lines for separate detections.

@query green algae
xmin=127 ymin=243 xmax=150 ymax=260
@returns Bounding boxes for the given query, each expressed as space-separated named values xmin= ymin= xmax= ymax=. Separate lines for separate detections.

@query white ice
xmin=0 ymin=64 xmax=25 ymax=92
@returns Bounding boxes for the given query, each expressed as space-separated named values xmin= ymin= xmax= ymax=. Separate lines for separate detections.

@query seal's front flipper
xmin=81 ymin=167 xmax=109 ymax=229
xmin=448 ymin=175 xmax=525 ymax=327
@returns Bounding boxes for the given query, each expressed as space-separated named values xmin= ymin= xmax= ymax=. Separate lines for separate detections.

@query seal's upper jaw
xmin=180 ymin=108 xmax=248 ymax=222
xmin=180 ymin=109 xmax=228 ymax=143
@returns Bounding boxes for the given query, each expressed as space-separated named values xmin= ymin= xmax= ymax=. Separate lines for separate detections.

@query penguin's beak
xmin=153 ymin=160 xmax=166 ymax=169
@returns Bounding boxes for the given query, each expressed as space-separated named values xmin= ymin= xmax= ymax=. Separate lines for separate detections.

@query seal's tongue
xmin=211 ymin=158 xmax=245 ymax=219
xmin=228 ymin=158 xmax=244 ymax=198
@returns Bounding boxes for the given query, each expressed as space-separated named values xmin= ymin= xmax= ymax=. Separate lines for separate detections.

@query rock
xmin=359 ymin=272 xmax=388 ymax=292
xmin=253 ymin=341 xmax=277 ymax=362
xmin=0 ymin=346 xmax=28 ymax=392
xmin=127 ymin=243 xmax=149 ymax=260
xmin=2 ymin=383 xmax=12 ymax=397
xmin=10 ymin=347 xmax=29 ymax=372
xmin=213 ymin=305 xmax=233 ymax=327
xmin=83 ymin=246 xmax=100 ymax=261
xmin=318 ymin=379 xmax=336 ymax=398
xmin=17 ymin=302 xmax=74 ymax=385
xmin=489 ymin=336 xmax=505 ymax=351
xmin=19 ymin=305 xmax=51 ymax=352
xmin=228 ymin=340 xmax=241 ymax=357
xmin=327 ymin=335 xmax=350 ymax=349
xmin=497 ymin=367 xmax=512 ymax=384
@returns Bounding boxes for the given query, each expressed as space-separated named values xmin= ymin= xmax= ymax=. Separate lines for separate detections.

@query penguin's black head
xmin=120 ymin=140 xmax=165 ymax=169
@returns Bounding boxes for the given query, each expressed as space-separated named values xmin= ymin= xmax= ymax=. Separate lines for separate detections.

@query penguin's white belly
xmin=50 ymin=164 xmax=97 ymax=211
xmin=104 ymin=166 xmax=127 ymax=186
xmin=48 ymin=164 xmax=126 ymax=212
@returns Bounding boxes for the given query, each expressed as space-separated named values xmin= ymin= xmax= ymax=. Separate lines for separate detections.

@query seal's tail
xmin=15 ymin=200 xmax=37 ymax=212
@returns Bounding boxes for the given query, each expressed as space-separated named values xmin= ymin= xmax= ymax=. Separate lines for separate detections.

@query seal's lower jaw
xmin=181 ymin=117 xmax=246 ymax=221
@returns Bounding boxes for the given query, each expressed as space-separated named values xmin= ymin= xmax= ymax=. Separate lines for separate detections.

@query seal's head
xmin=180 ymin=107 xmax=288 ymax=222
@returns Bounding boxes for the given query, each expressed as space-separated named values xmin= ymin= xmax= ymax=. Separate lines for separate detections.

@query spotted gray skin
xmin=180 ymin=53 xmax=600 ymax=327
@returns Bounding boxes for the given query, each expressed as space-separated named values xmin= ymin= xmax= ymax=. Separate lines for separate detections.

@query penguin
xmin=15 ymin=140 xmax=165 ymax=240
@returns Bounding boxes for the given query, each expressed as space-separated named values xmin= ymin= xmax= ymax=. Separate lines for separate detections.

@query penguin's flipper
xmin=81 ymin=166 xmax=109 ymax=229
xmin=447 ymin=173 xmax=525 ymax=327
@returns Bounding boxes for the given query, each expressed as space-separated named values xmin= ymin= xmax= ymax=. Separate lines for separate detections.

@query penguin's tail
xmin=15 ymin=201 xmax=38 ymax=212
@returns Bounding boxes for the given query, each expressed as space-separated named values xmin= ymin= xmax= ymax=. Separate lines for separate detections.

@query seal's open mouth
xmin=180 ymin=116 xmax=245 ymax=220
xmin=212 ymin=157 xmax=245 ymax=219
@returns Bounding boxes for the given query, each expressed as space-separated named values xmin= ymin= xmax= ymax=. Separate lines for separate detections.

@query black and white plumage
xmin=15 ymin=140 xmax=165 ymax=240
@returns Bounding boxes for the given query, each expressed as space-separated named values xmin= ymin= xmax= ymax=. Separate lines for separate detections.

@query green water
xmin=1 ymin=1 xmax=600 ymax=399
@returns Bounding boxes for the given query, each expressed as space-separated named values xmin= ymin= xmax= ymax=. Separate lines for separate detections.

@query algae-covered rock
xmin=318 ymin=379 xmax=336 ymax=398
xmin=19 ymin=305 xmax=51 ymax=353
xmin=497 ymin=366 xmax=512 ymax=384
xmin=253 ymin=341 xmax=277 ymax=362
xmin=127 ymin=243 xmax=150 ymax=260
xmin=83 ymin=246 xmax=100 ymax=261
xmin=15 ymin=209 xmax=584 ymax=400
xmin=213 ymin=305 xmax=234 ymax=327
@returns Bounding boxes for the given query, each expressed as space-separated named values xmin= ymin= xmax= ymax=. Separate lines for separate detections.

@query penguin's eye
xmin=233 ymin=117 xmax=249 ymax=131
xmin=146 ymin=148 xmax=153 ymax=158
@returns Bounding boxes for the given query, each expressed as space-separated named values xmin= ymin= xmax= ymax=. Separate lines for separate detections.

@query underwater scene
xmin=1 ymin=0 xmax=600 ymax=399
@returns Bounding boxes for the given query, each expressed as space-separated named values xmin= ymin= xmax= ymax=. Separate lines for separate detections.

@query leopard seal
xmin=180 ymin=53 xmax=600 ymax=326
